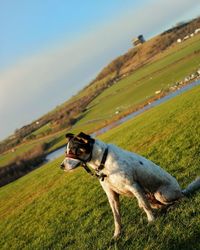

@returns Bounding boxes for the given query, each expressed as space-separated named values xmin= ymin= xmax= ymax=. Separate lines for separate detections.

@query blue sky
xmin=0 ymin=0 xmax=144 ymax=69
xmin=0 ymin=0 xmax=200 ymax=140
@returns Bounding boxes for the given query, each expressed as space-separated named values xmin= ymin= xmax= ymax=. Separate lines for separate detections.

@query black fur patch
xmin=65 ymin=133 xmax=74 ymax=140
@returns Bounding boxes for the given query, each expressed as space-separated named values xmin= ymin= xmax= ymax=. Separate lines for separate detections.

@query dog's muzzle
xmin=60 ymin=158 xmax=81 ymax=171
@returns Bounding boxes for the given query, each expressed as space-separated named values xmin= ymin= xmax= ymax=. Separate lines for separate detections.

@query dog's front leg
xmin=101 ymin=182 xmax=121 ymax=239
xmin=107 ymin=191 xmax=121 ymax=239
xmin=127 ymin=183 xmax=155 ymax=222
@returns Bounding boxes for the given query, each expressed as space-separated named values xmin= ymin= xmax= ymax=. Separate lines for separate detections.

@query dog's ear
xmin=76 ymin=132 xmax=92 ymax=144
xmin=65 ymin=133 xmax=74 ymax=141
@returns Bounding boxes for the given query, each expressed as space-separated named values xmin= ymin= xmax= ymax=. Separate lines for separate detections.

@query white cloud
xmin=0 ymin=0 xmax=199 ymax=139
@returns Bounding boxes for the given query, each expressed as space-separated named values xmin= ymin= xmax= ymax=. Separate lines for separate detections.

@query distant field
xmin=1 ymin=34 xmax=200 ymax=167
xmin=31 ymin=123 xmax=52 ymax=136
xmin=0 ymin=141 xmax=38 ymax=167
xmin=0 ymin=84 xmax=199 ymax=250
xmin=74 ymin=34 xmax=200 ymax=132
xmin=0 ymin=131 xmax=66 ymax=168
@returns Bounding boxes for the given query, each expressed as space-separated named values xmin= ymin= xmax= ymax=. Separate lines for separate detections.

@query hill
xmin=1 ymin=17 xmax=200 ymax=153
xmin=0 ymin=83 xmax=199 ymax=249
xmin=0 ymin=16 xmax=200 ymax=187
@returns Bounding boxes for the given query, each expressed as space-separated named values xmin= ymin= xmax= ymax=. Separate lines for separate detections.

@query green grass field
xmin=73 ymin=34 xmax=200 ymax=131
xmin=0 ymin=130 xmax=66 ymax=168
xmin=0 ymin=141 xmax=39 ymax=168
xmin=1 ymin=34 xmax=200 ymax=167
xmin=0 ymin=84 xmax=200 ymax=250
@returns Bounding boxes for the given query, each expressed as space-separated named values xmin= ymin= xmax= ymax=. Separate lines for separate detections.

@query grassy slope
xmin=0 ymin=85 xmax=200 ymax=250
xmin=0 ymin=141 xmax=39 ymax=167
xmin=0 ymin=130 xmax=66 ymax=168
xmin=74 ymin=34 xmax=200 ymax=130
xmin=1 ymin=34 xmax=200 ymax=167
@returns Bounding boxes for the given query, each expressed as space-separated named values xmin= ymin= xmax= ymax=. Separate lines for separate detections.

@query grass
xmin=0 ymin=130 xmax=66 ymax=167
xmin=73 ymin=34 xmax=200 ymax=131
xmin=31 ymin=123 xmax=52 ymax=137
xmin=1 ymin=34 xmax=200 ymax=167
xmin=0 ymin=84 xmax=200 ymax=249
xmin=0 ymin=141 xmax=39 ymax=167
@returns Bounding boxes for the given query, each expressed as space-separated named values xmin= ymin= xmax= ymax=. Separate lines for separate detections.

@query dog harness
xmin=65 ymin=140 xmax=108 ymax=181
xmin=82 ymin=147 xmax=108 ymax=181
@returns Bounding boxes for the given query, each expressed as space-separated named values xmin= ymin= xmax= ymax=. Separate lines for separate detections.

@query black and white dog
xmin=60 ymin=132 xmax=200 ymax=239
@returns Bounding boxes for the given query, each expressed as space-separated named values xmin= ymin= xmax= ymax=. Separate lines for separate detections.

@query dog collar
xmin=98 ymin=147 xmax=108 ymax=171
xmin=83 ymin=147 xmax=108 ymax=181
xmin=66 ymin=145 xmax=108 ymax=181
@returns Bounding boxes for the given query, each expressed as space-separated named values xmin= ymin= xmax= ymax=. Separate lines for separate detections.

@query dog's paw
xmin=112 ymin=232 xmax=121 ymax=241
xmin=147 ymin=213 xmax=156 ymax=223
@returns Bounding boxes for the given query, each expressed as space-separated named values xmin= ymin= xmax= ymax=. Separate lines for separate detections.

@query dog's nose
xmin=60 ymin=163 xmax=65 ymax=170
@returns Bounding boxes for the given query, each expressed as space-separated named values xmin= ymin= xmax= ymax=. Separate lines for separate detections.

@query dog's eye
xmin=79 ymin=148 xmax=86 ymax=153
xmin=76 ymin=148 xmax=86 ymax=155
xmin=67 ymin=147 xmax=76 ymax=155
xmin=68 ymin=147 xmax=83 ymax=155
xmin=71 ymin=148 xmax=77 ymax=154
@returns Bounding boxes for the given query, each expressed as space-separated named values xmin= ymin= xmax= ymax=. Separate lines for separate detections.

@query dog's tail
xmin=182 ymin=177 xmax=200 ymax=196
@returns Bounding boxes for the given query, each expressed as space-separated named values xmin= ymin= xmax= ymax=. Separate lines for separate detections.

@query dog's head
xmin=60 ymin=132 xmax=95 ymax=171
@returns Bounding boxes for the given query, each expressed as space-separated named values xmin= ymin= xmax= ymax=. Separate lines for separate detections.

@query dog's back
xmin=105 ymin=143 xmax=180 ymax=192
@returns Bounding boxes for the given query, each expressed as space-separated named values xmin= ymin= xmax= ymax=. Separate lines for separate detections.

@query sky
xmin=0 ymin=0 xmax=200 ymax=140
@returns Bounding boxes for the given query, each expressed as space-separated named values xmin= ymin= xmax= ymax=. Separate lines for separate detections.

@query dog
xmin=60 ymin=132 xmax=200 ymax=239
